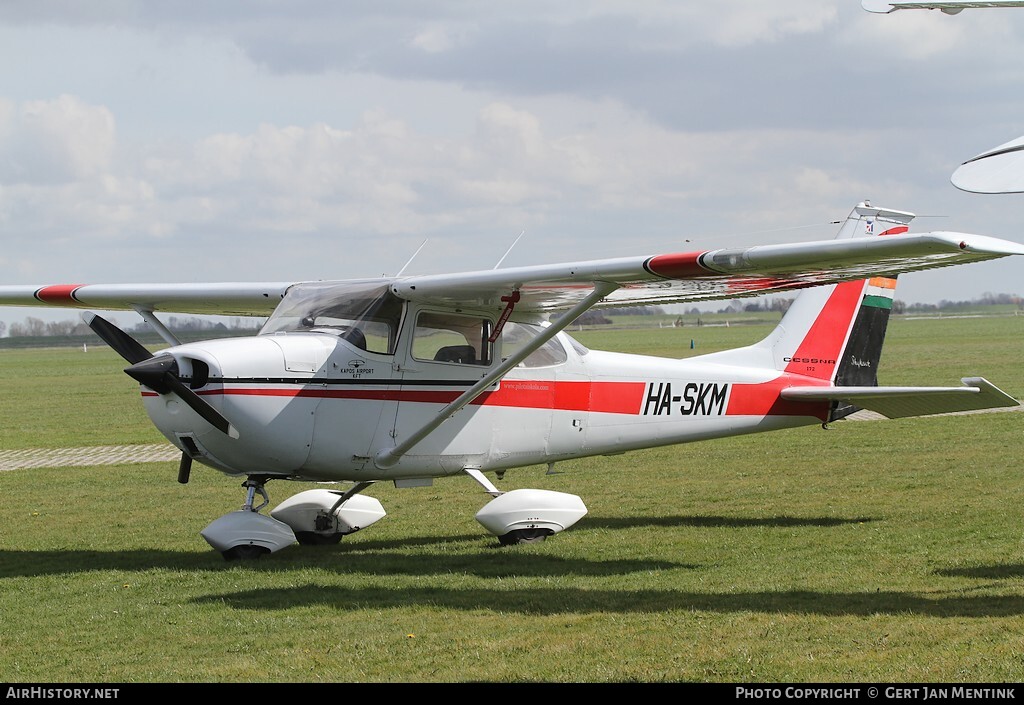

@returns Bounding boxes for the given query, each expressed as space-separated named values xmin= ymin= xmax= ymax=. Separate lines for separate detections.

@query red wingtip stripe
xmin=643 ymin=252 xmax=710 ymax=278
xmin=34 ymin=284 xmax=86 ymax=305
xmin=878 ymin=226 xmax=909 ymax=237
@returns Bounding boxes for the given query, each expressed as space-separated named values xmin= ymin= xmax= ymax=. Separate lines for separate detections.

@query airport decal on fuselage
xmin=641 ymin=381 xmax=730 ymax=416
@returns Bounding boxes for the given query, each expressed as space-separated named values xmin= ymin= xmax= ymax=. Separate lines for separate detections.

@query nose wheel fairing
xmin=200 ymin=478 xmax=297 ymax=560
xmin=200 ymin=510 xmax=296 ymax=560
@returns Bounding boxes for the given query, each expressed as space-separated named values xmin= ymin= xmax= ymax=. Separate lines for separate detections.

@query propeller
xmin=82 ymin=311 xmax=153 ymax=365
xmin=83 ymin=312 xmax=240 ymax=483
xmin=123 ymin=355 xmax=239 ymax=439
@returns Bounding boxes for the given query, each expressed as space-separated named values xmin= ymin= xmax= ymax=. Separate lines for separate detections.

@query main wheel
xmin=221 ymin=544 xmax=271 ymax=561
xmin=498 ymin=528 xmax=552 ymax=546
xmin=295 ymin=531 xmax=344 ymax=546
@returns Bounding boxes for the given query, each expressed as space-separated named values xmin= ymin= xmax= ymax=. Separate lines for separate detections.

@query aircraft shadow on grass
xmin=0 ymin=513 xmax=870 ymax=580
xmin=934 ymin=564 xmax=1024 ymax=580
xmin=192 ymin=585 xmax=1024 ymax=618
xmin=4 ymin=543 xmax=1019 ymax=617
xmin=0 ymin=545 xmax=691 ymax=580
xmin=6 ymin=540 xmax=1019 ymax=616
xmin=584 ymin=514 xmax=874 ymax=530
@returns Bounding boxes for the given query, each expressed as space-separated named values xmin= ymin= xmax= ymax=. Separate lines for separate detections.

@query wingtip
xmin=862 ymin=0 xmax=895 ymax=12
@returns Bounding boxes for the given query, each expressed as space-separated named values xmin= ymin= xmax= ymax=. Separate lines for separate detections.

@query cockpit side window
xmin=412 ymin=312 xmax=493 ymax=366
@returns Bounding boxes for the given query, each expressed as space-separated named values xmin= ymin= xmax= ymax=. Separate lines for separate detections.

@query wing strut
xmin=131 ymin=305 xmax=182 ymax=347
xmin=374 ymin=281 xmax=619 ymax=469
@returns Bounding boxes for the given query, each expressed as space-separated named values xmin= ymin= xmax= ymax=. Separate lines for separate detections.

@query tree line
xmin=1 ymin=315 xmax=263 ymax=338
xmin=3 ymin=318 xmax=91 ymax=338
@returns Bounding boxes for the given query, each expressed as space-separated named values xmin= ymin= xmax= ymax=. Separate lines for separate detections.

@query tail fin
xmin=695 ymin=201 xmax=1022 ymax=421
xmin=754 ymin=202 xmax=912 ymax=415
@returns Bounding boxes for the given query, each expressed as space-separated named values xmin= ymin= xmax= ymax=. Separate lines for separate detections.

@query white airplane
xmin=2 ymin=202 xmax=1023 ymax=559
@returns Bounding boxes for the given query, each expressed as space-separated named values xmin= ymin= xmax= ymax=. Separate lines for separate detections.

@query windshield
xmin=260 ymin=280 xmax=405 ymax=355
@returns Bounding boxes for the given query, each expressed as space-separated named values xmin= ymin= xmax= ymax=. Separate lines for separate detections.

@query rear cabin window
xmin=501 ymin=321 xmax=568 ymax=368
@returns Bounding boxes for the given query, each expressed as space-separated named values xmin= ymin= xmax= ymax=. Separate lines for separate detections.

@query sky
xmin=3 ymin=1 xmax=1024 ymax=328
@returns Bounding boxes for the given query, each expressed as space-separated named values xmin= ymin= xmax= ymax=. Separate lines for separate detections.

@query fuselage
xmin=139 ymin=322 xmax=831 ymax=483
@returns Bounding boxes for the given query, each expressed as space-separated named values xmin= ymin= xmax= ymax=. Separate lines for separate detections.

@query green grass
xmin=0 ymin=347 xmax=162 ymax=448
xmin=1 ymin=315 xmax=1023 ymax=682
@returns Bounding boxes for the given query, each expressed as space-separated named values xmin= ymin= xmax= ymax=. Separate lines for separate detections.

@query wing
xmin=863 ymin=1 xmax=1024 ymax=13
xmin=0 ymin=282 xmax=294 ymax=316
xmin=3 ymin=231 xmax=1022 ymax=318
xmin=392 ymin=230 xmax=1024 ymax=314
xmin=4 ymin=202 xmax=1024 ymax=321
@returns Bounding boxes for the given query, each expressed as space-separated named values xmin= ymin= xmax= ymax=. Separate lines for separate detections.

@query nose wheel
xmin=200 ymin=476 xmax=297 ymax=560
xmin=222 ymin=544 xmax=269 ymax=561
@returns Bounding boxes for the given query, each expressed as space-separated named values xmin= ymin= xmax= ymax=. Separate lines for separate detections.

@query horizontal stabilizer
xmin=781 ymin=377 xmax=1021 ymax=419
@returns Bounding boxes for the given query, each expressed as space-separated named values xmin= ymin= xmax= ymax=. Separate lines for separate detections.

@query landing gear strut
xmin=242 ymin=477 xmax=270 ymax=513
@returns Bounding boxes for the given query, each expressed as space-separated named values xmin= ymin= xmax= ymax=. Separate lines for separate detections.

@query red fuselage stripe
xmin=144 ymin=378 xmax=826 ymax=417
xmin=727 ymin=378 xmax=829 ymax=420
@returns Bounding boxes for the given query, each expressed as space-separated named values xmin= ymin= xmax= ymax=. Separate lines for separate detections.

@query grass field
xmin=1 ymin=314 xmax=1022 ymax=683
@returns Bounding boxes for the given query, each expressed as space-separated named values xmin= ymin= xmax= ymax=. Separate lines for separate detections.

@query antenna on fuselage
xmin=493 ymin=230 xmax=525 ymax=269
xmin=396 ymin=238 xmax=429 ymax=277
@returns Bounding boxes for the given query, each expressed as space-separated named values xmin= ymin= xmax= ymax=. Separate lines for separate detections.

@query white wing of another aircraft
xmin=951 ymin=135 xmax=1024 ymax=194
xmin=863 ymin=0 xmax=1024 ymax=12
xmin=864 ymin=0 xmax=1024 ymax=192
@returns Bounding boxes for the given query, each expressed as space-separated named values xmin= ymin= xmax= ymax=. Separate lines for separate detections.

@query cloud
xmin=1 ymin=2 xmax=1023 ymax=307
xmin=0 ymin=95 xmax=116 ymax=184
xmin=0 ymin=92 xmax=877 ymax=274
